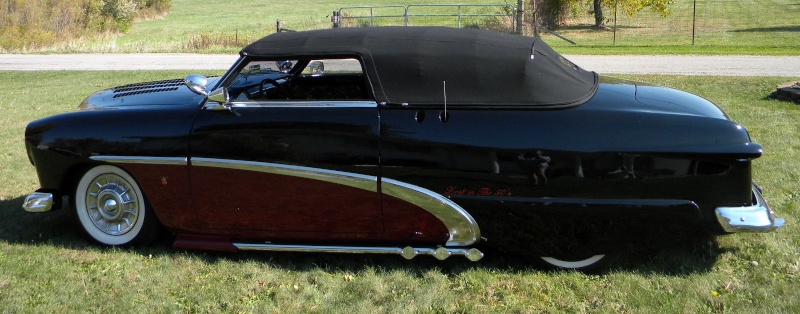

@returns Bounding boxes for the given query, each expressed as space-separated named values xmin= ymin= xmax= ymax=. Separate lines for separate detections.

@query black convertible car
xmin=22 ymin=27 xmax=783 ymax=270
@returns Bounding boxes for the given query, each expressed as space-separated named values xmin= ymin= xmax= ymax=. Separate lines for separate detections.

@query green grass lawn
xmin=39 ymin=0 xmax=800 ymax=55
xmin=0 ymin=71 xmax=798 ymax=312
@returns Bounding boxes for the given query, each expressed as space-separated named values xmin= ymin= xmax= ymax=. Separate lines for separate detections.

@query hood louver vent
xmin=112 ymin=79 xmax=184 ymax=98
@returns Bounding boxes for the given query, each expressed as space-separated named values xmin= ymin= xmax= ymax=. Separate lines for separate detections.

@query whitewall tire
xmin=74 ymin=165 xmax=157 ymax=246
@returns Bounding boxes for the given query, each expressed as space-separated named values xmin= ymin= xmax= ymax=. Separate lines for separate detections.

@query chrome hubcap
xmin=85 ymin=173 xmax=139 ymax=236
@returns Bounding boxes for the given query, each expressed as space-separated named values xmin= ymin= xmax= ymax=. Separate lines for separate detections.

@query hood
xmin=79 ymin=77 xmax=220 ymax=110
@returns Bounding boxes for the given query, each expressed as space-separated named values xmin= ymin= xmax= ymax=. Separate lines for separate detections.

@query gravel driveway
xmin=1 ymin=53 xmax=799 ymax=77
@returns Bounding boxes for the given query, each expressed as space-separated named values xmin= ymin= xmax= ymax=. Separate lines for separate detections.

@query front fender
xmin=24 ymin=104 xmax=198 ymax=201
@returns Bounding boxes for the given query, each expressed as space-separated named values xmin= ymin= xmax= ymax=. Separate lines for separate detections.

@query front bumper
xmin=715 ymin=184 xmax=784 ymax=233
xmin=22 ymin=192 xmax=54 ymax=213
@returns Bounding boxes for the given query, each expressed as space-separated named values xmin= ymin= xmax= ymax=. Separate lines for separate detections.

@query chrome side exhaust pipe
xmin=233 ymin=243 xmax=484 ymax=262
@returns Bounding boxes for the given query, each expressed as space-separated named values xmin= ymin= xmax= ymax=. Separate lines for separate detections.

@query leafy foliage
xmin=603 ymin=0 xmax=673 ymax=17
xmin=530 ymin=0 xmax=574 ymax=29
xmin=0 ymin=0 xmax=170 ymax=51
xmin=530 ymin=0 xmax=673 ymax=29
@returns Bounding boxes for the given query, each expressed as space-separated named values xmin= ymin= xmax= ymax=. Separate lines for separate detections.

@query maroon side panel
xmin=120 ymin=163 xmax=196 ymax=232
xmin=120 ymin=163 xmax=450 ymax=247
xmin=381 ymin=194 xmax=450 ymax=245
xmin=165 ymin=193 xmax=449 ymax=247
xmin=189 ymin=167 xmax=384 ymax=234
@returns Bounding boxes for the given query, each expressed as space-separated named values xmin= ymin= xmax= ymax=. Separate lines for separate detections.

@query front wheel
xmin=74 ymin=165 xmax=159 ymax=246
xmin=538 ymin=254 xmax=610 ymax=272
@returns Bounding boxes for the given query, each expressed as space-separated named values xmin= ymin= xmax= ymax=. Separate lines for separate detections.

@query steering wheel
xmin=259 ymin=78 xmax=291 ymax=99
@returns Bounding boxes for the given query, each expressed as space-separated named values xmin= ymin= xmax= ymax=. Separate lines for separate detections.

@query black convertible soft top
xmin=242 ymin=27 xmax=598 ymax=108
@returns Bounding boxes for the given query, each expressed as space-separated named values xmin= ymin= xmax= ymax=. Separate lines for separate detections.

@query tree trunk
xmin=593 ymin=0 xmax=604 ymax=28
xmin=530 ymin=0 xmax=568 ymax=29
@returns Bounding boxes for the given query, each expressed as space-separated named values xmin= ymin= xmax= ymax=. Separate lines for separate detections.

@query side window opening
xmin=230 ymin=58 xmax=370 ymax=102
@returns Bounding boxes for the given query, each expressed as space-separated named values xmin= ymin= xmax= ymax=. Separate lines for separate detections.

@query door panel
xmin=189 ymin=101 xmax=383 ymax=234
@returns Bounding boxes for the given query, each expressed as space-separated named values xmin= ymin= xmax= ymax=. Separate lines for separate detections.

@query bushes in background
xmin=0 ymin=0 xmax=170 ymax=51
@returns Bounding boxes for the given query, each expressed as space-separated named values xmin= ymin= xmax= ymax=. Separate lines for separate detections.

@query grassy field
xmin=35 ymin=0 xmax=799 ymax=55
xmin=0 ymin=71 xmax=798 ymax=312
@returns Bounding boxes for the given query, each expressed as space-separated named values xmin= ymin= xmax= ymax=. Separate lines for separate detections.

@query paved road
xmin=0 ymin=54 xmax=240 ymax=71
xmin=568 ymin=55 xmax=800 ymax=77
xmin=1 ymin=53 xmax=799 ymax=77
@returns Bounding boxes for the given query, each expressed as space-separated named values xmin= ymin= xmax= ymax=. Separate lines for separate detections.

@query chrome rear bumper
xmin=22 ymin=192 xmax=54 ymax=213
xmin=715 ymin=184 xmax=784 ymax=233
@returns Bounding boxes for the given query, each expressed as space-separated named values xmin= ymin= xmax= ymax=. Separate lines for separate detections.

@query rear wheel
xmin=74 ymin=165 xmax=159 ymax=246
xmin=538 ymin=254 xmax=610 ymax=272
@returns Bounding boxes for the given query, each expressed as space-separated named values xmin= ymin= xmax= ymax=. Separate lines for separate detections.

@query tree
xmin=529 ymin=0 xmax=575 ymax=30
xmin=529 ymin=0 xmax=673 ymax=30
xmin=593 ymin=0 xmax=674 ymax=28
xmin=593 ymin=0 xmax=604 ymax=28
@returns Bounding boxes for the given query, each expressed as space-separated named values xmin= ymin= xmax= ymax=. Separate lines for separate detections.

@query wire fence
xmin=180 ymin=1 xmax=798 ymax=52
xmin=533 ymin=0 xmax=800 ymax=47
xmin=330 ymin=1 xmax=799 ymax=50
xmin=336 ymin=4 xmax=516 ymax=33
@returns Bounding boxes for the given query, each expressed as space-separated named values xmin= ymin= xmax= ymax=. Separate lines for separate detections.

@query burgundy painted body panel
xmin=189 ymin=166 xmax=383 ymax=233
xmin=112 ymin=163 xmax=196 ymax=232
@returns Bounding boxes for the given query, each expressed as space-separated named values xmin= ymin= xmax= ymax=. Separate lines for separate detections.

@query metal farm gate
xmin=334 ymin=4 xmax=517 ymax=33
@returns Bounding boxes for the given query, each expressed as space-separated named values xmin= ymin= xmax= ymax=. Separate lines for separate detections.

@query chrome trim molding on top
xmin=715 ymin=184 xmax=785 ymax=233
xmin=91 ymin=156 xmax=188 ymax=166
xmin=22 ymin=192 xmax=54 ymax=213
xmin=381 ymin=178 xmax=481 ymax=247
xmin=234 ymin=243 xmax=484 ymax=262
xmin=192 ymin=158 xmax=378 ymax=192
xmin=222 ymin=100 xmax=378 ymax=109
